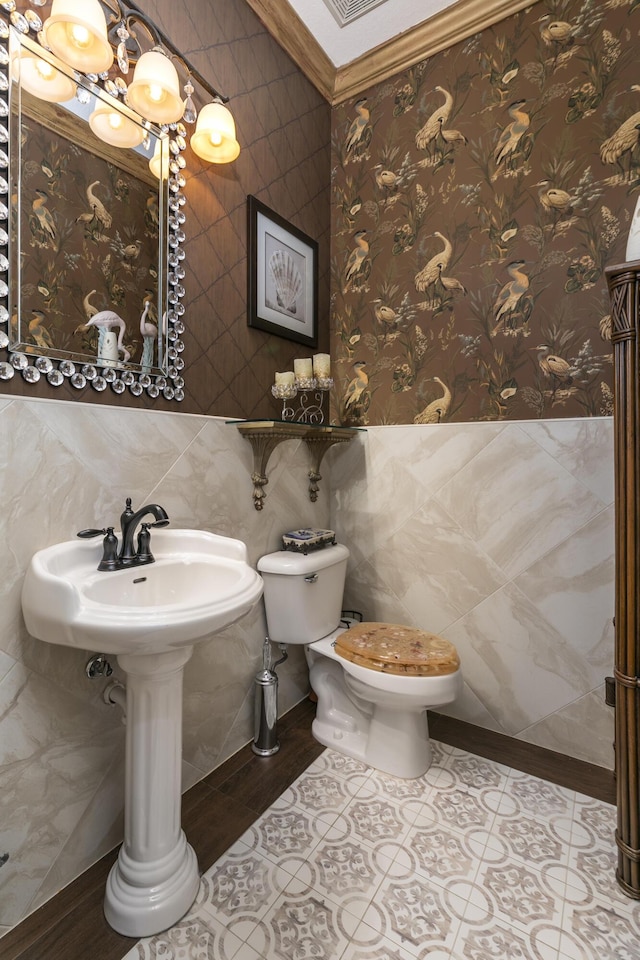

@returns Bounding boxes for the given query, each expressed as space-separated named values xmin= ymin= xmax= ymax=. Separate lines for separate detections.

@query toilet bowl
xmin=257 ymin=544 xmax=462 ymax=779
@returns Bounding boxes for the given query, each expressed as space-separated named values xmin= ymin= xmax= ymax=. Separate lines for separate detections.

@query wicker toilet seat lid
xmin=335 ymin=622 xmax=460 ymax=677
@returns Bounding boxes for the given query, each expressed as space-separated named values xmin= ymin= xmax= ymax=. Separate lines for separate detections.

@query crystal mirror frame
xmin=0 ymin=13 xmax=188 ymax=402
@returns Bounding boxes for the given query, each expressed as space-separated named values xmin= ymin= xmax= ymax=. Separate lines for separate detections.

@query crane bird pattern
xmin=19 ymin=115 xmax=160 ymax=369
xmin=332 ymin=0 xmax=629 ymax=426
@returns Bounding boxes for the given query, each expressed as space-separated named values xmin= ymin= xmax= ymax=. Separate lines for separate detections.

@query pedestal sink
xmin=21 ymin=528 xmax=263 ymax=938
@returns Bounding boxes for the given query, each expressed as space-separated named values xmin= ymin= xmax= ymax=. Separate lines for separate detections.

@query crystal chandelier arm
xmin=99 ymin=0 xmax=230 ymax=104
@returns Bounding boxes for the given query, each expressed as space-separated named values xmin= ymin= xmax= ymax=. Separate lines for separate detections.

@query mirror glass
xmin=0 ymin=21 xmax=187 ymax=401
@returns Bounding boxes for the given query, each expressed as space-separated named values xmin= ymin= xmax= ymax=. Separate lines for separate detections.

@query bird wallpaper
xmin=331 ymin=0 xmax=638 ymax=425
xmin=18 ymin=116 xmax=160 ymax=368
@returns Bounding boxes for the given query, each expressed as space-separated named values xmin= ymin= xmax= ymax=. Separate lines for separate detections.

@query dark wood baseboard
xmin=1 ymin=701 xmax=615 ymax=960
xmin=428 ymin=711 xmax=616 ymax=806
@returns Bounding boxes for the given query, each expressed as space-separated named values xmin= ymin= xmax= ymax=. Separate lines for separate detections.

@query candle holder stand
xmin=271 ymin=378 xmax=334 ymax=425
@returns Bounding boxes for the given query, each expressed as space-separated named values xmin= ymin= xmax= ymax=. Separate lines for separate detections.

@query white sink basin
xmin=21 ymin=527 xmax=264 ymax=655
xmin=21 ymin=525 xmax=264 ymax=938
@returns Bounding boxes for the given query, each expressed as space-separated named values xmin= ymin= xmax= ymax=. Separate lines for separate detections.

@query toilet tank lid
xmin=258 ymin=542 xmax=349 ymax=575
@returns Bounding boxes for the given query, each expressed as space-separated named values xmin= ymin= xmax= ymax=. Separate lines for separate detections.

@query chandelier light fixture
xmin=88 ymin=100 xmax=146 ymax=147
xmin=12 ymin=47 xmax=77 ymax=102
xmin=191 ymin=99 xmax=240 ymax=164
xmin=148 ymin=136 xmax=169 ymax=179
xmin=44 ymin=0 xmax=114 ymax=74
xmin=36 ymin=0 xmax=239 ymax=163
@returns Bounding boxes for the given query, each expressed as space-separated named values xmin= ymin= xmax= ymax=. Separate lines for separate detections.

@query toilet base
xmin=309 ymin=655 xmax=434 ymax=779
xmin=312 ymin=710 xmax=433 ymax=779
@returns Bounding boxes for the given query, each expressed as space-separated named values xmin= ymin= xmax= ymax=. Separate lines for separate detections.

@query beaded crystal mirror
xmin=0 ymin=10 xmax=188 ymax=402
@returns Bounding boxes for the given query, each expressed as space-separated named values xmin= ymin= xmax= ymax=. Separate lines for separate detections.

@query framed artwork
xmin=247 ymin=195 xmax=318 ymax=347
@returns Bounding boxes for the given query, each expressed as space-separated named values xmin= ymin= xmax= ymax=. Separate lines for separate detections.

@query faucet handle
xmin=136 ymin=522 xmax=154 ymax=563
xmin=77 ymin=527 xmax=119 ymax=571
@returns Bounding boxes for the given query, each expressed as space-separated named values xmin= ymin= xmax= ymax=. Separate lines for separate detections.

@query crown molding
xmin=245 ymin=0 xmax=533 ymax=104
xmin=333 ymin=0 xmax=533 ymax=103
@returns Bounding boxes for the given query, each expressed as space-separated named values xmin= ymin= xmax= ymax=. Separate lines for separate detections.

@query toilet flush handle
xmin=304 ymin=573 xmax=318 ymax=583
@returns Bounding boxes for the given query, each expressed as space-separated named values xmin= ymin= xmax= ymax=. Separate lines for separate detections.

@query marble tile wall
xmin=0 ymin=406 xmax=615 ymax=939
xmin=0 ymin=396 xmax=330 ymax=934
xmin=329 ymin=418 xmax=615 ymax=772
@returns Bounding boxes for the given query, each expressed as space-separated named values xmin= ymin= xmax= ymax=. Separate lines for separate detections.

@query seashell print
xmin=269 ymin=249 xmax=302 ymax=314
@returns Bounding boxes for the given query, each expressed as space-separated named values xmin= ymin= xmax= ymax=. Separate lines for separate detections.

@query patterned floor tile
xmin=124 ymin=907 xmax=244 ymax=960
xmin=402 ymin=819 xmax=484 ymax=892
xmin=305 ymin=748 xmax=372 ymax=781
xmin=236 ymin=801 xmax=332 ymax=876
xmin=557 ymin=894 xmax=640 ymax=960
xmin=294 ymin=829 xmax=393 ymax=921
xmin=196 ymin=843 xmax=292 ymax=943
xmin=418 ymin=779 xmax=501 ymax=840
xmin=444 ymin=750 xmax=512 ymax=794
xmin=484 ymin=811 xmax=574 ymax=883
xmin=453 ymin=914 xmax=560 ymax=960
xmin=245 ymin=874 xmax=355 ymax=959
xmin=117 ymin=742 xmax=633 ymax=960
xmin=275 ymin=768 xmax=363 ymax=826
xmin=505 ymin=771 xmax=575 ymax=826
xmin=359 ymin=873 xmax=467 ymax=957
xmin=470 ymin=855 xmax=565 ymax=941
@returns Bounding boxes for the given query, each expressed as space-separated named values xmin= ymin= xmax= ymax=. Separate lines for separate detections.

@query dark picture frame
xmin=247 ymin=195 xmax=318 ymax=347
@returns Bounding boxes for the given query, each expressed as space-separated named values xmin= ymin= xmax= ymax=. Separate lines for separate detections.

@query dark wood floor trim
xmin=428 ymin=711 xmax=616 ymax=806
xmin=1 ymin=702 xmax=615 ymax=960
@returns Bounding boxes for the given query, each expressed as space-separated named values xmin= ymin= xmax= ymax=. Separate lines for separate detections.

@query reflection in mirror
xmin=0 ymin=19 xmax=187 ymax=401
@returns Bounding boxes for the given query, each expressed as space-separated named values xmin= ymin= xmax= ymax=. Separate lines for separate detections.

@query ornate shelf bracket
xmin=231 ymin=421 xmax=360 ymax=509
xmin=304 ymin=430 xmax=355 ymax=502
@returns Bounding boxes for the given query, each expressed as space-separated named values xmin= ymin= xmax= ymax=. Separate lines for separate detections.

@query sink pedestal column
xmin=104 ymin=646 xmax=200 ymax=937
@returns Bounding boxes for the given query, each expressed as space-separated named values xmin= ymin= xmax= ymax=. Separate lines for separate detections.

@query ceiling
xmin=244 ymin=0 xmax=531 ymax=103
xmin=284 ymin=0 xmax=456 ymax=68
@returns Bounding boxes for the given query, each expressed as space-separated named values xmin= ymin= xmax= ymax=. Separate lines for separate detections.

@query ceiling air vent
xmin=321 ymin=0 xmax=387 ymax=27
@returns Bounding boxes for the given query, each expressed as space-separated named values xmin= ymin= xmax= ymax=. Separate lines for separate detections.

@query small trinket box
xmin=282 ymin=528 xmax=336 ymax=553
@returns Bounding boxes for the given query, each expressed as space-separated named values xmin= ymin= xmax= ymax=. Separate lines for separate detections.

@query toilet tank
xmin=257 ymin=544 xmax=349 ymax=645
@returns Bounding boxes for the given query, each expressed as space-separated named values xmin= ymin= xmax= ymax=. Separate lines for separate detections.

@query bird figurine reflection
xmin=139 ymin=298 xmax=157 ymax=372
xmin=76 ymin=310 xmax=130 ymax=363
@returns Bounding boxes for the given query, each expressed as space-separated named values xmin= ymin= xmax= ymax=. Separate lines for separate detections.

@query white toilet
xmin=257 ymin=543 xmax=462 ymax=779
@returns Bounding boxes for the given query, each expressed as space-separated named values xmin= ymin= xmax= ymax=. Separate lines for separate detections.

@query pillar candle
xmin=275 ymin=371 xmax=295 ymax=386
xmin=294 ymin=358 xmax=313 ymax=379
xmin=313 ymin=354 xmax=330 ymax=378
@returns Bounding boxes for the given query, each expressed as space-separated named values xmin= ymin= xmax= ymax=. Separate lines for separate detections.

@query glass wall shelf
xmin=228 ymin=420 xmax=362 ymax=510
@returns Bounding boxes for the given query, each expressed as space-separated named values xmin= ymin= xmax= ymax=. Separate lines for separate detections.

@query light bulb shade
xmin=89 ymin=102 xmax=146 ymax=148
xmin=43 ymin=0 xmax=113 ymax=74
xmin=127 ymin=50 xmax=183 ymax=124
xmin=190 ymin=101 xmax=240 ymax=163
xmin=13 ymin=50 xmax=76 ymax=103
xmin=149 ymin=137 xmax=169 ymax=180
